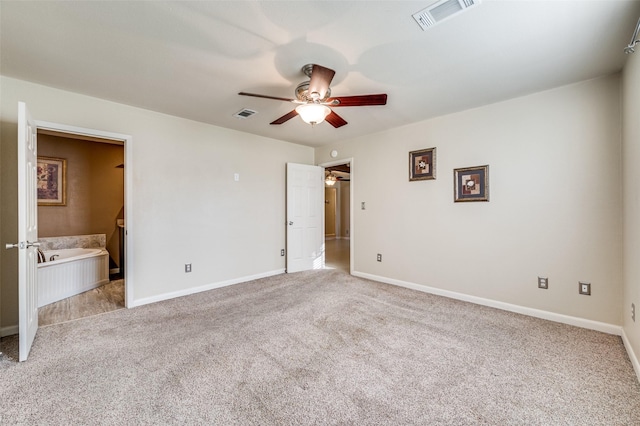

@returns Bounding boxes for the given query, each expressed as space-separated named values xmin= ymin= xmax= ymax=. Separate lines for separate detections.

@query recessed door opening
xmin=322 ymin=160 xmax=352 ymax=274
xmin=36 ymin=129 xmax=127 ymax=326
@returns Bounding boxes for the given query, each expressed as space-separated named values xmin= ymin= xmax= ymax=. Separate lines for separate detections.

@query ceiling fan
xmin=238 ymin=64 xmax=387 ymax=128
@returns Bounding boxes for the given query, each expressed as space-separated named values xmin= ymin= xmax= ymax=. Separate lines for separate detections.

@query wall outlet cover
xmin=579 ymin=282 xmax=591 ymax=295
xmin=538 ymin=277 xmax=548 ymax=289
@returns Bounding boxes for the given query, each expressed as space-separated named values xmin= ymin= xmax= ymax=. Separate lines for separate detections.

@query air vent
xmin=412 ymin=0 xmax=481 ymax=31
xmin=233 ymin=108 xmax=257 ymax=119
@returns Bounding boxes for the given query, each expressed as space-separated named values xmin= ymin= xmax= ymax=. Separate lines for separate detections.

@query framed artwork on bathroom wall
xmin=454 ymin=165 xmax=489 ymax=202
xmin=37 ymin=156 xmax=67 ymax=206
xmin=409 ymin=147 xmax=436 ymax=181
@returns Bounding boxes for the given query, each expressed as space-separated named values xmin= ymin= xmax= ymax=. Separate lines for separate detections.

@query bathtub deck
xmin=38 ymin=280 xmax=124 ymax=326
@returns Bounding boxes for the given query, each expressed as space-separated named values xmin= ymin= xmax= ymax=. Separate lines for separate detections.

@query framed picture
xmin=409 ymin=147 xmax=436 ymax=181
xmin=37 ymin=156 xmax=67 ymax=206
xmin=454 ymin=165 xmax=489 ymax=202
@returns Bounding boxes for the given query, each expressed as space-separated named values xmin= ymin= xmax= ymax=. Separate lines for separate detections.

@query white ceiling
xmin=2 ymin=1 xmax=639 ymax=148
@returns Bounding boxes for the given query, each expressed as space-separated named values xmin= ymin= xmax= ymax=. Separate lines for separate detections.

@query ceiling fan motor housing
xmin=295 ymin=81 xmax=331 ymax=103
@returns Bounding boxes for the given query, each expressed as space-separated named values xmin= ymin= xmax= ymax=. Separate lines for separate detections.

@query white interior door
xmin=286 ymin=163 xmax=324 ymax=273
xmin=17 ymin=102 xmax=39 ymax=361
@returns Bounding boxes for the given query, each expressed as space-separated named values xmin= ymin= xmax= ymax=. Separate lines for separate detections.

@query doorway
xmin=36 ymin=130 xmax=126 ymax=325
xmin=34 ymin=121 xmax=133 ymax=309
xmin=321 ymin=160 xmax=352 ymax=274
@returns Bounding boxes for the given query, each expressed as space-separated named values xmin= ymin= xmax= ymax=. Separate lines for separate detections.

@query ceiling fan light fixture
xmin=296 ymin=103 xmax=331 ymax=126
xmin=325 ymin=172 xmax=337 ymax=186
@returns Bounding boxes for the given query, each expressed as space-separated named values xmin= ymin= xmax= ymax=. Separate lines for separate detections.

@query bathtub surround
xmin=37 ymin=248 xmax=110 ymax=307
xmin=0 ymin=270 xmax=639 ymax=424
xmin=37 ymin=234 xmax=106 ymax=251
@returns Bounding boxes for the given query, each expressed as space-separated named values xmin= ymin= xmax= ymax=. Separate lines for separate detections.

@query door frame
xmin=319 ymin=157 xmax=354 ymax=274
xmin=35 ymin=120 xmax=134 ymax=307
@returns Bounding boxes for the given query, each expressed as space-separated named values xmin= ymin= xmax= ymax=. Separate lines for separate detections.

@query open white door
xmin=286 ymin=163 xmax=324 ymax=273
xmin=11 ymin=102 xmax=39 ymax=361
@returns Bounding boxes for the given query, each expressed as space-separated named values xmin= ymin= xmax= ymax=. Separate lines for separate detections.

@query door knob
xmin=26 ymin=241 xmax=41 ymax=248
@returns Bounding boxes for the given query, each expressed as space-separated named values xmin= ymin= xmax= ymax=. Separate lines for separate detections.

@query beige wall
xmin=316 ymin=75 xmax=622 ymax=325
xmin=623 ymin=51 xmax=640 ymax=365
xmin=38 ymin=134 xmax=124 ymax=267
xmin=0 ymin=76 xmax=314 ymax=331
xmin=339 ymin=181 xmax=350 ymax=238
xmin=324 ymin=187 xmax=336 ymax=237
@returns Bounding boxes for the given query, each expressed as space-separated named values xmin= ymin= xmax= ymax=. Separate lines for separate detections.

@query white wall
xmin=623 ymin=51 xmax=640 ymax=366
xmin=0 ymin=76 xmax=313 ymax=329
xmin=316 ymin=75 xmax=622 ymax=325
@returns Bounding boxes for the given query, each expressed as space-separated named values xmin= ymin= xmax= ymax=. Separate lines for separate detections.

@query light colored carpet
xmin=1 ymin=270 xmax=639 ymax=425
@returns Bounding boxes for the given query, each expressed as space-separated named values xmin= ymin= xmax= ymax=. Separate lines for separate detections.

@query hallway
xmin=324 ymin=238 xmax=350 ymax=274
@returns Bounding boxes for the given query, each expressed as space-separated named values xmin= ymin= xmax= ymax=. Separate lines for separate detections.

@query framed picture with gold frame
xmin=454 ymin=165 xmax=489 ymax=202
xmin=409 ymin=147 xmax=436 ymax=181
xmin=37 ymin=156 xmax=67 ymax=206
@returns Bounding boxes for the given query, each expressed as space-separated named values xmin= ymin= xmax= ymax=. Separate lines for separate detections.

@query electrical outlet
xmin=632 ymin=303 xmax=636 ymax=322
xmin=538 ymin=277 xmax=548 ymax=289
xmin=377 ymin=253 xmax=382 ymax=262
xmin=185 ymin=263 xmax=192 ymax=273
xmin=579 ymin=282 xmax=591 ymax=295
xmin=281 ymin=249 xmax=285 ymax=256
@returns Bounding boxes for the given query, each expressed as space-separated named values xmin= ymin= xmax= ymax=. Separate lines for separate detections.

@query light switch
xmin=234 ymin=173 xmax=240 ymax=182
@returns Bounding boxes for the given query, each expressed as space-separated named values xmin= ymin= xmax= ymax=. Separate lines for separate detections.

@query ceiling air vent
xmin=233 ymin=108 xmax=257 ymax=119
xmin=412 ymin=0 xmax=481 ymax=31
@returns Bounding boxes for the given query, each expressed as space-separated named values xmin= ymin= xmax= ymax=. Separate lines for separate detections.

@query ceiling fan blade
xmin=238 ymin=92 xmax=295 ymax=102
xmin=325 ymin=110 xmax=348 ymax=128
xmin=308 ymin=64 xmax=335 ymax=100
xmin=327 ymin=94 xmax=387 ymax=107
xmin=270 ymin=109 xmax=299 ymax=125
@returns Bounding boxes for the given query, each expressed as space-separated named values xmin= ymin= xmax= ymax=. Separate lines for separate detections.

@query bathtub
xmin=37 ymin=248 xmax=110 ymax=307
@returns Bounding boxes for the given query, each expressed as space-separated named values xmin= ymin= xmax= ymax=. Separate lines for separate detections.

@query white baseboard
xmin=130 ymin=269 xmax=286 ymax=308
xmin=621 ymin=329 xmax=640 ymax=383
xmin=1 ymin=325 xmax=18 ymax=337
xmin=352 ymin=271 xmax=622 ymax=336
xmin=109 ymin=268 xmax=120 ymax=274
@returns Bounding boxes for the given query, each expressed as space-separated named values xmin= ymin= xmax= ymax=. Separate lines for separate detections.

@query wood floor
xmin=325 ymin=238 xmax=350 ymax=273
xmin=38 ymin=280 xmax=125 ymax=326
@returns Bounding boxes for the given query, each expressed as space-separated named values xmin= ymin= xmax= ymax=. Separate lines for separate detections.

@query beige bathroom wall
xmin=37 ymin=134 xmax=124 ymax=268
xmin=316 ymin=75 xmax=623 ymax=325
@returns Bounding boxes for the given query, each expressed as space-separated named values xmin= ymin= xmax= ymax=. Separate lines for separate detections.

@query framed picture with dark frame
xmin=454 ymin=165 xmax=489 ymax=202
xmin=409 ymin=147 xmax=436 ymax=181
xmin=37 ymin=156 xmax=67 ymax=206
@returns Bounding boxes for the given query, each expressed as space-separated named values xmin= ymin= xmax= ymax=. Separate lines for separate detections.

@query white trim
xmin=130 ymin=269 xmax=286 ymax=308
xmin=319 ymin=157 xmax=354 ymax=275
xmin=353 ymin=271 xmax=622 ymax=336
xmin=35 ymin=120 xmax=134 ymax=309
xmin=1 ymin=325 xmax=19 ymax=337
xmin=109 ymin=268 xmax=120 ymax=274
xmin=622 ymin=329 xmax=640 ymax=382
